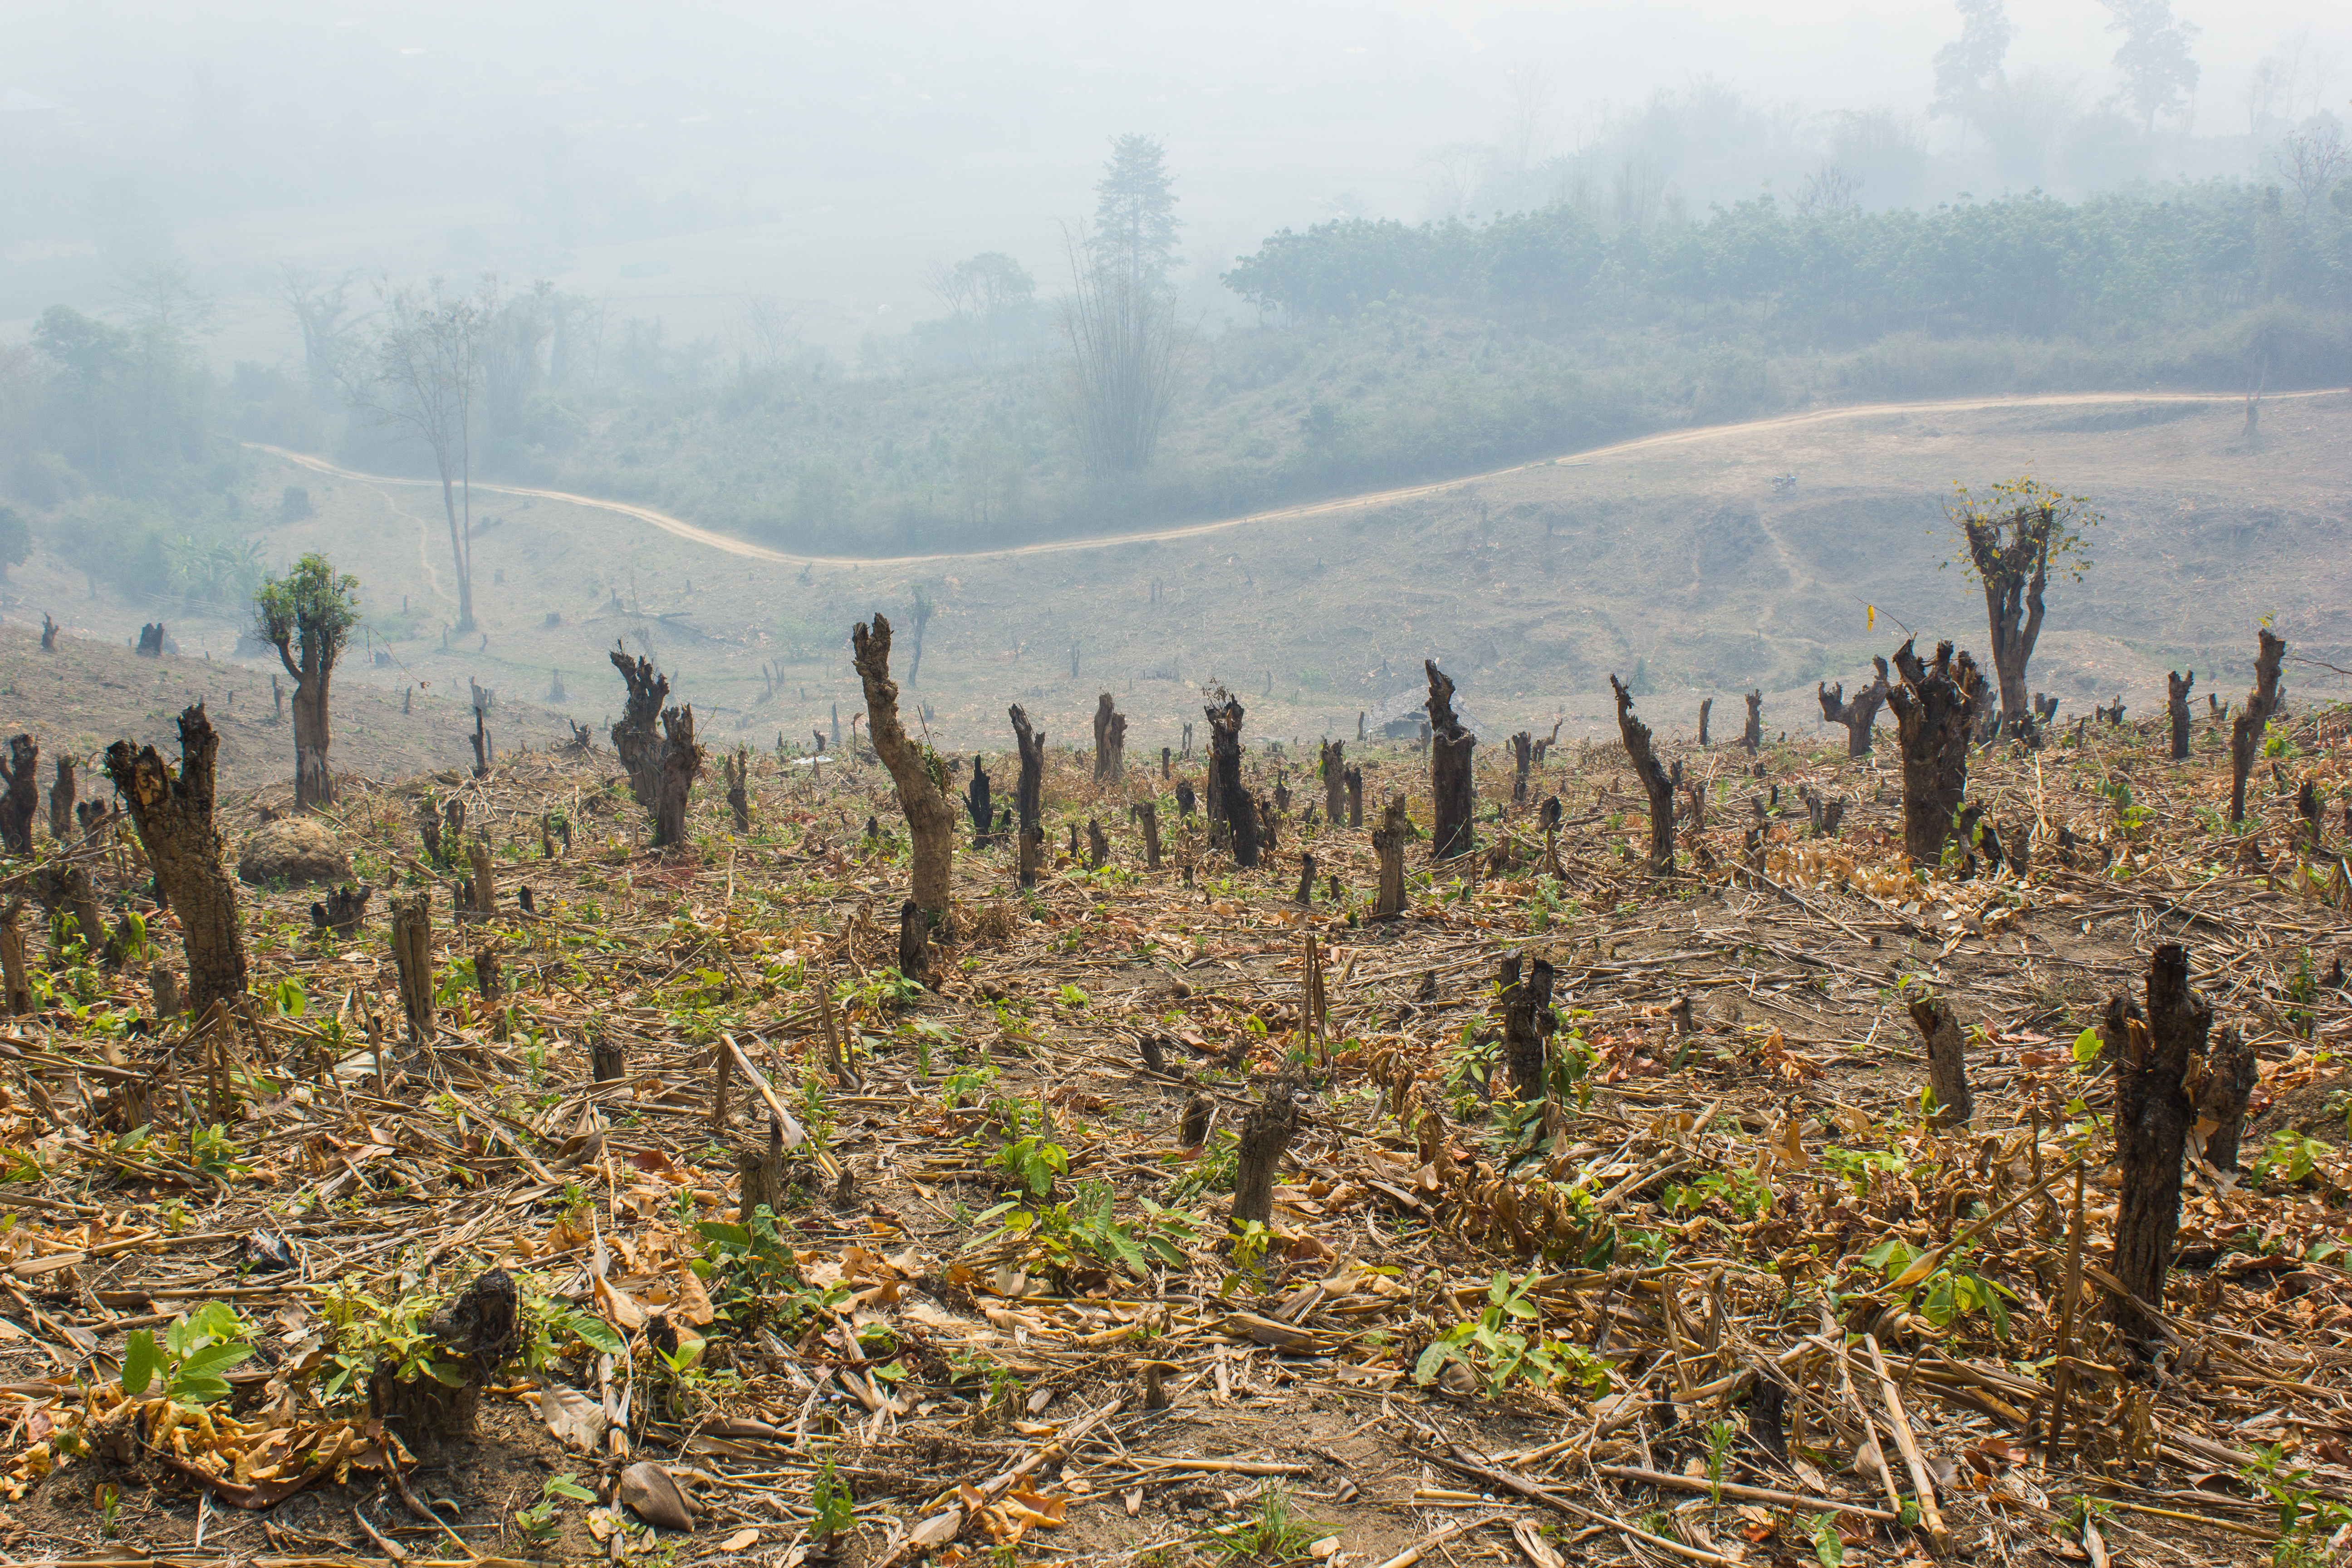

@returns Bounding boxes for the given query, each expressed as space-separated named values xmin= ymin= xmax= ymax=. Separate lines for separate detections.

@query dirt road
xmin=247 ymin=387 xmax=2337 ymax=569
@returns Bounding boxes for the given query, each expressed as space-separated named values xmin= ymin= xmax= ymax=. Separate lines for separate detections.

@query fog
xmin=6 ymin=0 xmax=2348 ymax=362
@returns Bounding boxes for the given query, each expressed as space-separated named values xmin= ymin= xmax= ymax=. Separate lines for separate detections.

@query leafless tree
xmin=1793 ymin=162 xmax=1863 ymax=217
xmin=2273 ymin=122 xmax=2351 ymax=212
xmin=1502 ymin=62 xmax=1552 ymax=175
xmin=1058 ymin=226 xmax=1183 ymax=476
xmin=362 ymin=280 xmax=484 ymax=633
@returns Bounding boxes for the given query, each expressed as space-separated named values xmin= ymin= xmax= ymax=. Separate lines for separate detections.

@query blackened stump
xmin=2229 ymin=630 xmax=2286 ymax=826
xmin=1500 ymin=954 xmax=1557 ymax=1100
xmin=1009 ymin=706 xmax=1046 ymax=834
xmin=1908 ymin=997 xmax=1972 ymax=1127
xmin=1885 ymin=639 xmax=1987 ymax=869
xmin=2166 ymin=670 xmax=2194 ymax=761
xmin=1205 ymin=691 xmax=1259 ymax=867
xmin=1741 ymin=690 xmax=1764 ymax=753
xmin=2102 ymin=944 xmax=2207 ymax=1343
xmin=103 ymin=710 xmax=247 ymax=1018
xmin=1818 ymin=658 xmax=1891 ymax=757
xmin=1426 ymin=662 xmax=1475 ymax=860
xmin=1229 ymin=1081 xmax=1301 ymax=1230
xmin=1609 ymin=676 xmax=1677 ymax=875
xmin=1372 ymin=796 xmax=1410 ymax=919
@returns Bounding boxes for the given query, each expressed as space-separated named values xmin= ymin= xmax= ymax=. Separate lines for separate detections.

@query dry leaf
xmin=721 ymin=1529 xmax=761 ymax=1550
xmin=538 ymin=1383 xmax=608 ymax=1454
xmin=1511 ymin=1516 xmax=1565 ymax=1568
xmin=595 ymin=1275 xmax=647 ymax=1331
xmin=672 ymin=1264 xmax=715 ymax=1327
xmin=618 ymin=1460 xmax=694 ymax=1530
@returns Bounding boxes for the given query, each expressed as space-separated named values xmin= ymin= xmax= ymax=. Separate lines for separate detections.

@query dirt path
xmin=247 ymin=387 xmax=2337 ymax=570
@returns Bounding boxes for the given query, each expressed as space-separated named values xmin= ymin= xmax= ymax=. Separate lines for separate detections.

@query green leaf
xmin=176 ymin=1343 xmax=256 ymax=1381
xmin=121 ymin=1331 xmax=158 ymax=1397
xmin=1413 ymin=1342 xmax=1454 ymax=1385
xmin=564 ymin=1311 xmax=624 ymax=1356
xmin=2071 ymin=1026 xmax=2102 ymax=1066
xmin=545 ymin=1475 xmax=597 ymax=1503
xmin=175 ymin=1375 xmax=234 ymax=1406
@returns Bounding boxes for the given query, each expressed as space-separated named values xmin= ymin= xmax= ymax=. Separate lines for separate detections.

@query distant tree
xmin=254 ymin=553 xmax=361 ymax=811
xmin=475 ymin=277 xmax=555 ymax=448
xmin=2274 ymin=123 xmax=2351 ymax=213
xmin=1092 ymin=134 xmax=1183 ymax=288
xmin=1949 ymin=476 xmax=2100 ymax=743
xmin=1932 ymin=0 xmax=2014 ymax=145
xmin=278 ymin=265 xmax=363 ymax=401
xmin=363 ymin=281 xmax=482 ymax=633
xmin=2097 ymin=0 xmax=2200 ymax=133
xmin=919 ymin=253 xmax=1038 ymax=367
xmin=0 ymin=507 xmax=29 ymax=581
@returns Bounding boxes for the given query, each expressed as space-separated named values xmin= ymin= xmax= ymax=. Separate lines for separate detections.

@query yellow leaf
xmin=721 ymin=1529 xmax=761 ymax=1550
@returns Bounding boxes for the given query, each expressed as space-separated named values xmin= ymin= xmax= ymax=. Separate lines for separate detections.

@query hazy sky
xmin=6 ymin=1 xmax=2348 ymax=363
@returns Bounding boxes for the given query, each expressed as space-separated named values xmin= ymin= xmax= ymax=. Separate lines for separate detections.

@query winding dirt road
xmin=246 ymin=387 xmax=2338 ymax=570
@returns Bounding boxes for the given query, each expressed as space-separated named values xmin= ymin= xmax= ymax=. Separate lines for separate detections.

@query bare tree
xmin=364 ymin=281 xmax=483 ymax=633
xmin=279 ymin=265 xmax=365 ymax=399
xmin=2273 ymin=122 xmax=2351 ymax=212
xmin=1502 ymin=61 xmax=1552 ymax=175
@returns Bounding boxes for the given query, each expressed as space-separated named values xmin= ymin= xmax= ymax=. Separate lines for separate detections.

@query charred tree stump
xmin=1321 ymin=740 xmax=1345 ymax=825
xmin=1886 ymin=639 xmax=1988 ymax=870
xmin=1176 ymin=779 xmax=1196 ymax=819
xmin=1131 ymin=800 xmax=1162 ymax=870
xmin=725 ymin=747 xmax=751 ymax=832
xmin=1426 ymin=662 xmax=1476 ymax=860
xmin=1256 ymin=795 xmax=1279 ymax=856
xmin=470 ymin=706 xmax=492 ymax=779
xmin=46 ymin=756 xmax=74 ymax=843
xmin=897 ymin=899 xmax=930 ymax=984
xmin=1818 ymin=659 xmax=1891 ymax=757
xmin=136 ymin=623 xmax=165 ymax=657
xmin=2101 ymin=944 xmax=2208 ymax=1343
xmin=0 ymin=736 xmax=39 ymax=855
xmin=1086 ymin=818 xmax=1110 ymax=870
xmin=2166 ymin=670 xmax=2195 ymax=761
xmin=1697 ymin=698 xmax=1712 ymax=747
xmin=1372 ymin=796 xmax=1411 ymax=920
xmin=1161 ymin=746 xmax=1171 ymax=780
xmin=1510 ymin=730 xmax=1533 ymax=805
xmin=371 ymin=1268 xmax=518 ymax=1450
xmin=1907 ymin=997 xmax=1973 ymax=1127
xmin=1017 ymin=825 xmax=1043 ymax=889
xmin=1092 ymin=694 xmax=1118 ymax=781
xmin=1273 ymin=772 xmax=1291 ymax=813
xmin=2229 ymin=629 xmax=2287 ymax=826
xmin=1345 ymin=765 xmax=1363 ymax=829
xmin=1741 ymin=690 xmax=1764 ymax=753
xmin=965 ymin=757 xmax=993 ymax=848
xmin=148 ymin=962 xmax=178 ymax=1019
xmin=462 ymin=836 xmax=495 ymax=919
xmin=608 ymin=644 xmax=671 ymax=810
xmin=311 ymin=884 xmax=371 ymax=937
xmin=1204 ymin=691 xmax=1259 ymax=867
xmin=1499 ymin=953 xmax=1558 ymax=1100
xmin=1294 ymin=851 xmax=1317 ymax=904
xmin=2197 ymin=1024 xmax=2259 ymax=1171
xmin=1540 ymin=797 xmax=1564 ymax=877
xmin=103 ymin=709 xmax=248 ymax=1017
xmin=2298 ymin=780 xmax=2323 ymax=852
xmin=1010 ymin=705 xmax=1046 ymax=838
xmin=1178 ymin=1093 xmax=1212 ymax=1149
xmin=1610 ymin=676 xmax=1677 ymax=876
xmin=389 ymin=892 xmax=435 ymax=1043
xmin=37 ymin=865 xmax=102 ymax=960
xmin=1066 ymin=822 xmax=1078 ymax=859
xmin=39 ymin=615 xmax=57 ymax=652
xmin=590 ymin=1029 xmax=627 ymax=1082
xmin=653 ymin=706 xmax=704 ymax=848
xmin=1229 ymin=1081 xmax=1301 ymax=1231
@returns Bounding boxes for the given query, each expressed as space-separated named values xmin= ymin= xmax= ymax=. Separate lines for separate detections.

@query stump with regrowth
xmin=1426 ymin=662 xmax=1476 ymax=860
xmin=1885 ymin=639 xmax=1987 ymax=869
xmin=370 ymin=1268 xmax=518 ymax=1449
xmin=2102 ymin=943 xmax=2207 ymax=1343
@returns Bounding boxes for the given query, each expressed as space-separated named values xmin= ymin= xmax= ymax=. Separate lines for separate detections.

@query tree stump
xmin=653 ymin=705 xmax=704 ymax=848
xmin=148 ymin=962 xmax=179 ymax=1019
xmin=2196 ymin=1023 xmax=2259 ymax=1171
xmin=311 ymin=884 xmax=371 ymax=937
xmin=897 ymin=899 xmax=930 ymax=985
xmin=590 ymin=1029 xmax=627 ymax=1082
xmin=2229 ymin=629 xmax=2286 ymax=826
xmin=1093 ymin=694 xmax=1119 ymax=781
xmin=738 ymin=1113 xmax=786 ymax=1224
xmin=0 ymin=902 xmax=28 ymax=1016
xmin=473 ymin=946 xmax=503 ymax=1003
xmin=1179 ymin=1093 xmax=1212 ymax=1149
xmin=608 ymin=645 xmax=671 ymax=808
xmin=1426 ymin=662 xmax=1476 ymax=860
xmin=725 ymin=746 xmax=751 ymax=832
xmin=1818 ymin=658 xmax=1891 ymax=757
xmin=1509 ymin=730 xmax=1532 ymax=804
xmin=2166 ymin=670 xmax=2194 ymax=761
xmin=1741 ymin=690 xmax=1764 ymax=753
xmin=1540 ymin=797 xmax=1564 ymax=877
xmin=470 ymin=706 xmax=492 ymax=779
xmin=1345 ymin=765 xmax=1363 ymax=829
xmin=1609 ymin=676 xmax=1677 ymax=875
xmin=1500 ymin=953 xmax=1557 ymax=1100
xmin=2102 ymin=943 xmax=2207 ymax=1342
xmin=1372 ymin=796 xmax=1411 ymax=920
xmin=39 ymin=615 xmax=57 ymax=652
xmin=1205 ymin=691 xmax=1259 ymax=867
xmin=46 ymin=756 xmax=74 ymax=843
xmin=1697 ymin=697 xmax=1712 ymax=747
xmin=965 ymin=757 xmax=993 ymax=848
xmin=1010 ymin=705 xmax=1046 ymax=837
xmin=1085 ymin=819 xmax=1109 ymax=870
xmin=1017 ymin=825 xmax=1044 ymax=889
xmin=1161 ymin=746 xmax=1172 ymax=780
xmin=136 ymin=622 xmax=165 ymax=657
xmin=1907 ymin=997 xmax=1972 ymax=1127
xmin=389 ymin=893 xmax=435 ymax=1043
xmin=1130 ymin=800 xmax=1161 ymax=870
xmin=37 ymin=864 xmax=102 ymax=959
xmin=371 ymin=1268 xmax=518 ymax=1450
xmin=1229 ymin=1081 xmax=1301 ymax=1231
xmin=1320 ymin=740 xmax=1345 ymax=825
xmin=0 ymin=736 xmax=39 ymax=855
xmin=1886 ymin=639 xmax=1987 ymax=869
xmin=1294 ymin=851 xmax=1317 ymax=904
xmin=103 ymin=709 xmax=248 ymax=1018
xmin=465 ymin=836 xmax=495 ymax=919
xmin=1176 ymin=780 xmax=1196 ymax=819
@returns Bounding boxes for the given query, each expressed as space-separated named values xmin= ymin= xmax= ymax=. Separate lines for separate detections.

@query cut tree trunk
xmin=1321 ymin=740 xmax=1345 ymax=824
xmin=1161 ymin=746 xmax=1171 ymax=780
xmin=738 ymin=1114 xmax=786 ymax=1225
xmin=1294 ymin=851 xmax=1317 ymax=904
xmin=725 ymin=747 xmax=751 ymax=832
xmin=965 ymin=757 xmax=993 ymax=848
xmin=1086 ymin=819 xmax=1109 ymax=870
xmin=1510 ymin=731 xmax=1532 ymax=805
xmin=1907 ymin=997 xmax=1972 ymax=1127
xmin=1698 ymin=698 xmax=1712 ymax=747
xmin=0 ymin=736 xmax=39 ymax=855
xmin=0 ymin=902 xmax=28 ymax=1015
xmin=312 ymin=885 xmax=370 ymax=937
xmin=1229 ymin=1081 xmax=1301 ymax=1231
xmin=2166 ymin=670 xmax=2194 ymax=761
xmin=897 ymin=899 xmax=930 ymax=985
xmin=608 ymin=645 xmax=671 ymax=809
xmin=1610 ymin=676 xmax=1677 ymax=875
xmin=1885 ymin=639 xmax=1988 ymax=869
xmin=1130 ymin=800 xmax=1161 ymax=870
xmin=1818 ymin=659 xmax=1891 ymax=757
xmin=652 ymin=706 xmax=705 ymax=849
xmin=1093 ymin=693 xmax=1117 ymax=781
xmin=1742 ymin=690 xmax=1764 ymax=753
xmin=47 ymin=756 xmax=74 ymax=842
xmin=2229 ymin=629 xmax=2287 ymax=826
xmin=591 ymin=1030 xmax=627 ymax=1082
xmin=464 ymin=837 xmax=495 ymax=919
xmin=1017 ymin=825 xmax=1044 ymax=889
xmin=1009 ymin=706 xmax=1045 ymax=835
xmin=372 ymin=1268 xmax=517 ymax=1451
xmin=2196 ymin=1024 xmax=2259 ymax=1171
xmin=1205 ymin=691 xmax=1259 ymax=867
xmin=1499 ymin=953 xmax=1557 ymax=1100
xmin=1372 ymin=796 xmax=1410 ymax=919
xmin=389 ymin=893 xmax=434 ymax=1043
xmin=102 ymin=708 xmax=248 ymax=1018
xmin=854 ymin=616 xmax=956 ymax=929
xmin=2102 ymin=943 xmax=2206 ymax=1343
xmin=1345 ymin=766 xmax=1363 ymax=829
xmin=1426 ymin=661 xmax=1476 ymax=860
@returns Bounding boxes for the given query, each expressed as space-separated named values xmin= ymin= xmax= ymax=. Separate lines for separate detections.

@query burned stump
xmin=855 ymin=614 xmax=957 ymax=936
xmin=1372 ymin=796 xmax=1411 ymax=920
xmin=1886 ymin=639 xmax=1987 ymax=870
xmin=311 ymin=884 xmax=371 ymax=938
xmin=1818 ymin=658 xmax=1890 ymax=758
xmin=965 ymin=757 xmax=993 ymax=848
xmin=371 ymin=1268 xmax=518 ymax=1450
xmin=0 ymin=736 xmax=39 ymax=856
xmin=2166 ymin=670 xmax=2194 ymax=762
xmin=1907 ymin=996 xmax=1972 ymax=1127
xmin=1609 ymin=676 xmax=1677 ymax=876
xmin=2229 ymin=629 xmax=2286 ymax=827
xmin=1205 ymin=691 xmax=1259 ymax=867
xmin=1320 ymin=740 xmax=1345 ymax=825
xmin=46 ymin=756 xmax=74 ymax=843
xmin=389 ymin=892 xmax=434 ymax=1043
xmin=1345 ymin=765 xmax=1363 ymax=829
xmin=1499 ymin=953 xmax=1557 ymax=1101
xmin=1229 ymin=1081 xmax=1302 ymax=1231
xmin=103 ymin=710 xmax=248 ymax=1018
xmin=725 ymin=746 xmax=751 ymax=833
xmin=1509 ymin=730 xmax=1533 ymax=805
xmin=1010 ymin=705 xmax=1046 ymax=836
xmin=1426 ymin=661 xmax=1476 ymax=860
xmin=2197 ymin=1024 xmax=2259 ymax=1171
xmin=1130 ymin=800 xmax=1162 ymax=870
xmin=2102 ymin=943 xmax=2207 ymax=1343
